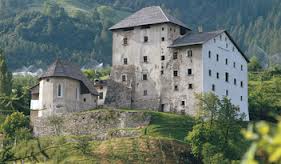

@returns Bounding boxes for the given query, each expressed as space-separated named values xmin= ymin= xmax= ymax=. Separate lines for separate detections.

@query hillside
xmin=8 ymin=110 xmax=197 ymax=163
xmin=0 ymin=0 xmax=281 ymax=70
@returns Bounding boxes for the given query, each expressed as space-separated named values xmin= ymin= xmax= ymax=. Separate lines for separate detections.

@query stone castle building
xmin=106 ymin=6 xmax=249 ymax=120
xmin=30 ymin=60 xmax=99 ymax=117
xmin=30 ymin=6 xmax=249 ymax=121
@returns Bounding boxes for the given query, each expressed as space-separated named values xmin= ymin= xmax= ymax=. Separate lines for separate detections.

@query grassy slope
xmin=13 ymin=110 xmax=195 ymax=163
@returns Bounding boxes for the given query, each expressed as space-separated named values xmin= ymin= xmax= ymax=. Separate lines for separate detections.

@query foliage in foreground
xmin=186 ymin=93 xmax=249 ymax=164
xmin=242 ymin=119 xmax=281 ymax=164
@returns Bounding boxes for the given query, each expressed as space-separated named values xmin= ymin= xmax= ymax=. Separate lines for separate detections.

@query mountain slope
xmin=0 ymin=0 xmax=281 ymax=70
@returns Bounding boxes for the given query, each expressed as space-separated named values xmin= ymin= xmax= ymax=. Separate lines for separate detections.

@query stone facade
xmin=32 ymin=110 xmax=151 ymax=139
xmin=108 ymin=6 xmax=249 ymax=119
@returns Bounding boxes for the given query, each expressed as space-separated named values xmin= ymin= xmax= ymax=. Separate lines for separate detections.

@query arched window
xmin=57 ymin=84 xmax=63 ymax=97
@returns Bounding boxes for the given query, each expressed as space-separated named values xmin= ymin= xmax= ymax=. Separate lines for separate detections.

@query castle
xmin=30 ymin=6 xmax=249 ymax=120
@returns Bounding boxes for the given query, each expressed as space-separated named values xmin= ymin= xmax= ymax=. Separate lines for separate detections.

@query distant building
xmin=94 ymin=80 xmax=108 ymax=107
xmin=30 ymin=59 xmax=99 ymax=117
xmin=107 ymin=6 xmax=249 ymax=120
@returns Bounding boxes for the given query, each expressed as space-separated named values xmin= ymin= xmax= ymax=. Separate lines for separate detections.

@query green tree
xmin=248 ymin=56 xmax=262 ymax=72
xmin=0 ymin=49 xmax=12 ymax=96
xmin=186 ymin=93 xmax=247 ymax=163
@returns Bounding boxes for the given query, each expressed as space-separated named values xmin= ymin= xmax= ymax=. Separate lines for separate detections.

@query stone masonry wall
xmin=32 ymin=109 xmax=150 ymax=139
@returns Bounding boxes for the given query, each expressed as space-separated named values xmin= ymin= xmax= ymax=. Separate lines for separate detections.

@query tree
xmin=186 ymin=93 xmax=247 ymax=163
xmin=0 ymin=49 xmax=12 ymax=96
xmin=248 ymin=56 xmax=262 ymax=72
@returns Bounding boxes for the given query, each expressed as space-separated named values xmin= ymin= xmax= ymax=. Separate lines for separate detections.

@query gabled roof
xmin=109 ymin=6 xmax=190 ymax=30
xmin=40 ymin=59 xmax=99 ymax=95
xmin=169 ymin=30 xmax=249 ymax=62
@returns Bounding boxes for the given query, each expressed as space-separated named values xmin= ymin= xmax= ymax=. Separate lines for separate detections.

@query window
xmin=226 ymin=90 xmax=229 ymax=96
xmin=233 ymin=62 xmax=236 ymax=68
xmin=123 ymin=58 xmax=128 ymax=65
xmin=187 ymin=50 xmax=193 ymax=57
xmin=188 ymin=84 xmax=193 ymax=89
xmin=143 ymin=56 xmax=148 ymax=63
xmin=208 ymin=51 xmax=211 ymax=58
xmin=161 ymin=70 xmax=164 ymax=75
xmin=99 ymin=92 xmax=104 ymax=99
xmin=225 ymin=72 xmax=229 ymax=82
xmin=46 ymin=78 xmax=50 ymax=82
xmin=212 ymin=84 xmax=216 ymax=91
xmin=188 ymin=69 xmax=192 ymax=76
xmin=240 ymin=96 xmax=243 ymax=101
xmin=123 ymin=37 xmax=128 ymax=45
xmin=83 ymin=98 xmax=86 ymax=102
xmin=143 ymin=74 xmax=148 ymax=80
xmin=225 ymin=58 xmax=228 ymax=65
xmin=161 ymin=37 xmax=165 ymax=41
xmin=240 ymin=81 xmax=244 ymax=88
xmin=174 ymin=85 xmax=179 ymax=91
xmin=214 ymin=38 xmax=216 ymax=43
xmin=181 ymin=101 xmax=185 ymax=106
xmin=57 ymin=84 xmax=63 ymax=97
xmin=226 ymin=43 xmax=229 ymax=48
xmin=122 ymin=75 xmax=126 ymax=82
xmin=216 ymin=54 xmax=219 ymax=61
xmin=144 ymin=90 xmax=148 ymax=96
xmin=241 ymin=65 xmax=243 ymax=71
xmin=174 ymin=71 xmax=178 ymax=77
xmin=161 ymin=104 xmax=165 ymax=112
xmin=173 ymin=52 xmax=178 ymax=59
xmin=161 ymin=56 xmax=165 ymax=61
xmin=216 ymin=72 xmax=219 ymax=79
xmin=232 ymin=47 xmax=235 ymax=52
xmin=76 ymin=87 xmax=79 ymax=100
xmin=234 ymin=78 xmax=237 ymax=85
xmin=162 ymin=27 xmax=165 ymax=31
xmin=144 ymin=36 xmax=148 ymax=42
xmin=209 ymin=69 xmax=212 ymax=76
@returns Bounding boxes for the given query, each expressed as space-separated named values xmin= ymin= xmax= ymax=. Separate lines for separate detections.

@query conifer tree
xmin=0 ymin=49 xmax=12 ymax=96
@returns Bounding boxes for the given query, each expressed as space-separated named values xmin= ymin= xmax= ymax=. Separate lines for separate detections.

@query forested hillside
xmin=0 ymin=0 xmax=281 ymax=70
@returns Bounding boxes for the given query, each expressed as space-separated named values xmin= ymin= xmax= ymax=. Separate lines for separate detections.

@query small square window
xmin=99 ymin=92 xmax=104 ymax=99
xmin=212 ymin=84 xmax=216 ymax=91
xmin=124 ymin=58 xmax=128 ymax=65
xmin=188 ymin=84 xmax=193 ymax=89
xmin=123 ymin=37 xmax=128 ymax=45
xmin=162 ymin=27 xmax=165 ymax=31
xmin=174 ymin=85 xmax=179 ymax=91
xmin=162 ymin=37 xmax=165 ymax=41
xmin=181 ymin=101 xmax=185 ymax=106
xmin=144 ymin=36 xmax=148 ymax=42
xmin=233 ymin=62 xmax=236 ymax=68
xmin=143 ymin=56 xmax=148 ymax=63
xmin=188 ymin=50 xmax=193 ymax=57
xmin=216 ymin=72 xmax=219 ymax=79
xmin=209 ymin=69 xmax=212 ymax=76
xmin=173 ymin=52 xmax=178 ymax=59
xmin=122 ymin=75 xmax=126 ymax=82
xmin=143 ymin=74 xmax=148 ymax=80
xmin=174 ymin=71 xmax=178 ymax=77
xmin=161 ymin=70 xmax=164 ymax=75
xmin=234 ymin=78 xmax=237 ymax=85
xmin=83 ymin=98 xmax=86 ymax=102
xmin=161 ymin=56 xmax=165 ymax=61
xmin=188 ymin=69 xmax=192 ymax=76
xmin=226 ymin=90 xmax=229 ymax=96
xmin=144 ymin=90 xmax=148 ymax=96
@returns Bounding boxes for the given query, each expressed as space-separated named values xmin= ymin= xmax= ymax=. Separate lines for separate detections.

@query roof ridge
xmin=158 ymin=6 xmax=169 ymax=22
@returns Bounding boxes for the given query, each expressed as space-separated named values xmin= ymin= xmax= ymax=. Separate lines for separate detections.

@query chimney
xmin=198 ymin=26 xmax=203 ymax=33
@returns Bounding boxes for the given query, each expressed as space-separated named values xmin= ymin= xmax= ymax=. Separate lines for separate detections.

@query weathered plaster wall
xmin=32 ymin=110 xmax=151 ymax=139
